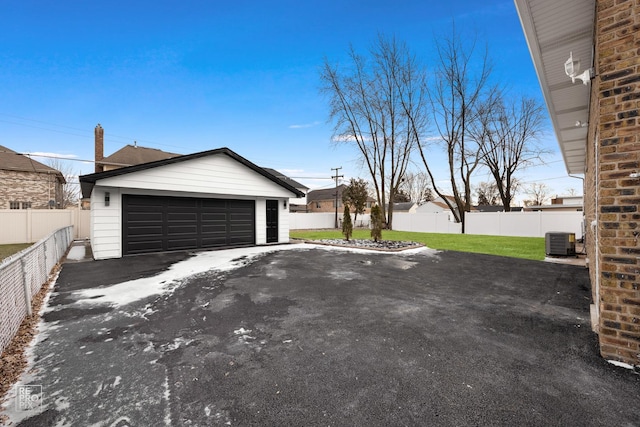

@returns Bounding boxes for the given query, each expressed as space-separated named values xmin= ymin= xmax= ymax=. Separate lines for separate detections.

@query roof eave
xmin=514 ymin=0 xmax=594 ymax=175
xmin=79 ymin=147 xmax=304 ymax=198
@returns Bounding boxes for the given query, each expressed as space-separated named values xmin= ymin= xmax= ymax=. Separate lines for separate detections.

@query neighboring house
xmin=524 ymin=195 xmax=584 ymax=212
xmin=0 ymin=144 xmax=65 ymax=209
xmin=473 ymin=205 xmax=523 ymax=213
xmin=99 ymin=144 xmax=180 ymax=172
xmin=262 ymin=168 xmax=309 ymax=211
xmin=416 ymin=196 xmax=474 ymax=220
xmin=515 ymin=1 xmax=639 ymax=366
xmin=306 ymin=184 xmax=375 ymax=213
xmin=393 ymin=202 xmax=418 ymax=213
xmin=94 ymin=124 xmax=180 ymax=173
xmin=79 ymin=147 xmax=304 ymax=260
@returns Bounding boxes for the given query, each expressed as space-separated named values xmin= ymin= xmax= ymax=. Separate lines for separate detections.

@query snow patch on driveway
xmin=72 ymin=244 xmax=432 ymax=307
xmin=72 ymin=245 xmax=306 ymax=306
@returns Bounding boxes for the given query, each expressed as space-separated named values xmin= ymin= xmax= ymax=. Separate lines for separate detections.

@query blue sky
xmin=0 ymin=0 xmax=582 ymax=200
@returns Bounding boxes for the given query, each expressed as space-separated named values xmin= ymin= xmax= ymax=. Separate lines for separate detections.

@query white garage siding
xmin=87 ymin=152 xmax=297 ymax=259
xmin=96 ymin=154 xmax=291 ymax=199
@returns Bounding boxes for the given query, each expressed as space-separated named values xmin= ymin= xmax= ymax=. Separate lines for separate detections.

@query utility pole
xmin=331 ymin=166 xmax=344 ymax=228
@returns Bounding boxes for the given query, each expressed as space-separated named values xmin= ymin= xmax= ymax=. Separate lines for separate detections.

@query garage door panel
xmin=129 ymin=212 xmax=163 ymax=221
xmin=201 ymin=224 xmax=227 ymax=233
xmin=167 ymin=212 xmax=198 ymax=221
xmin=167 ymin=226 xmax=198 ymax=235
xmin=166 ymin=238 xmax=199 ymax=251
xmin=123 ymin=195 xmax=255 ymax=255
xmin=200 ymin=236 xmax=230 ymax=248
xmin=127 ymin=225 xmax=164 ymax=236
xmin=201 ymin=213 xmax=227 ymax=221
xmin=127 ymin=240 xmax=164 ymax=254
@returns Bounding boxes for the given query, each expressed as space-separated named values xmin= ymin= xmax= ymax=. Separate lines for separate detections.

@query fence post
xmin=43 ymin=240 xmax=48 ymax=273
xmin=53 ymin=231 xmax=59 ymax=262
xmin=21 ymin=258 xmax=32 ymax=316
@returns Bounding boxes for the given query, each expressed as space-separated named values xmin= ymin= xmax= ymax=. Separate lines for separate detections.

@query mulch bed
xmin=301 ymin=239 xmax=424 ymax=252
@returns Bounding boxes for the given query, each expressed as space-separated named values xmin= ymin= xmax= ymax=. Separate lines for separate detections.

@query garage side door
xmin=123 ymin=195 xmax=255 ymax=255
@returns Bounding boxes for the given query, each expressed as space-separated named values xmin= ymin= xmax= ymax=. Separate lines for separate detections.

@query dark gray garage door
xmin=122 ymin=195 xmax=255 ymax=255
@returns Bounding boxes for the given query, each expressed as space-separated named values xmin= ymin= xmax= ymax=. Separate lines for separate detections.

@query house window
xmin=316 ymin=202 xmax=321 ymax=208
xmin=9 ymin=201 xmax=31 ymax=209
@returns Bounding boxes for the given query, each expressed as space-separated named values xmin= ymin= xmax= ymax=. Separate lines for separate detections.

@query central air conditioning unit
xmin=545 ymin=232 xmax=576 ymax=256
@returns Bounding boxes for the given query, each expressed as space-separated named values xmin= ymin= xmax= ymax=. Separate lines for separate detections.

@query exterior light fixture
xmin=105 ymin=192 xmax=110 ymax=206
xmin=283 ymin=199 xmax=287 ymax=209
xmin=564 ymin=52 xmax=591 ymax=85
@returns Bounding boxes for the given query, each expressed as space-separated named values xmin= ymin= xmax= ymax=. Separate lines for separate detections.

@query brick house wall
xmin=591 ymin=0 xmax=640 ymax=366
xmin=306 ymin=199 xmax=374 ymax=213
xmin=307 ymin=199 xmax=343 ymax=213
xmin=0 ymin=170 xmax=63 ymax=209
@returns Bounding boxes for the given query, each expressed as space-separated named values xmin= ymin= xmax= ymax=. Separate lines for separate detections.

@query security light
xmin=565 ymin=52 xmax=580 ymax=78
xmin=565 ymin=52 xmax=591 ymax=85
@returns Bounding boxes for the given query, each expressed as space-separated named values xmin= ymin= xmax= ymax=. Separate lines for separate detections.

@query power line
xmin=0 ymin=113 xmax=185 ymax=151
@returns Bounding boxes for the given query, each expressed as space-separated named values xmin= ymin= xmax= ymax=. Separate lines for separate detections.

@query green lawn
xmin=0 ymin=243 xmax=32 ymax=261
xmin=290 ymin=229 xmax=546 ymax=261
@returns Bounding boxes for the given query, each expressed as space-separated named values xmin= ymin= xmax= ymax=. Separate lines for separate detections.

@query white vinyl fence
xmin=290 ymin=213 xmax=372 ymax=229
xmin=0 ymin=226 xmax=73 ymax=354
xmin=0 ymin=208 xmax=90 ymax=244
xmin=465 ymin=211 xmax=584 ymax=239
xmin=290 ymin=213 xmax=336 ymax=229
xmin=393 ymin=212 xmax=462 ymax=234
xmin=289 ymin=211 xmax=582 ymax=239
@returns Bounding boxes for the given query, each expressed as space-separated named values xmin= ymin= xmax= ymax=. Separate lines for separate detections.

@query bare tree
xmin=321 ymin=35 xmax=419 ymax=229
xmin=523 ymin=182 xmax=551 ymax=206
xmin=408 ymin=24 xmax=499 ymax=232
xmin=400 ymin=171 xmax=433 ymax=204
xmin=475 ymin=181 xmax=500 ymax=205
xmin=47 ymin=158 xmax=79 ymax=208
xmin=474 ymin=95 xmax=548 ymax=211
xmin=392 ymin=189 xmax=411 ymax=203
xmin=342 ymin=178 xmax=369 ymax=225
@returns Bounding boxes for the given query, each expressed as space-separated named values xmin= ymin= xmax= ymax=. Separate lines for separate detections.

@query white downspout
xmin=591 ymin=134 xmax=600 ymax=332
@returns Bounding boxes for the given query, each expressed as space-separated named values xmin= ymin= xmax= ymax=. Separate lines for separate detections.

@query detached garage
xmin=80 ymin=147 xmax=304 ymax=260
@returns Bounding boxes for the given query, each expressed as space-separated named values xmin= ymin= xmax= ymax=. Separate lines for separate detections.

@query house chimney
xmin=95 ymin=124 xmax=104 ymax=173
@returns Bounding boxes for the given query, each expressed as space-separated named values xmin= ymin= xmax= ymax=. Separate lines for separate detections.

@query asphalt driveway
xmin=2 ymin=244 xmax=639 ymax=426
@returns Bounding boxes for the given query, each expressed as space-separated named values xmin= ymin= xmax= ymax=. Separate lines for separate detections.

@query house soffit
xmin=514 ymin=0 xmax=595 ymax=175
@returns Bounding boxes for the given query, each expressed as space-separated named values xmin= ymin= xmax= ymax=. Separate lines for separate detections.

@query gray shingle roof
xmin=99 ymin=144 xmax=180 ymax=168
xmin=306 ymin=185 xmax=346 ymax=202
xmin=261 ymin=168 xmax=309 ymax=191
xmin=0 ymin=145 xmax=65 ymax=181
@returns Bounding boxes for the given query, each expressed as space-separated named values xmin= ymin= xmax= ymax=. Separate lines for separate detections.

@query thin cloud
xmin=288 ymin=121 xmax=320 ymax=129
